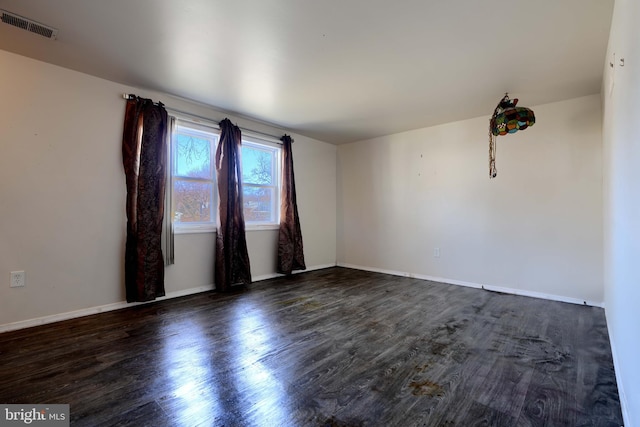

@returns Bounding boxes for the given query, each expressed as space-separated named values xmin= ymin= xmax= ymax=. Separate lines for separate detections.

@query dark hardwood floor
xmin=0 ymin=267 xmax=622 ymax=426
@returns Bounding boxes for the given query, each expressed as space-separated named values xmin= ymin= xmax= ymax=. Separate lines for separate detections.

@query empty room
xmin=0 ymin=0 xmax=638 ymax=426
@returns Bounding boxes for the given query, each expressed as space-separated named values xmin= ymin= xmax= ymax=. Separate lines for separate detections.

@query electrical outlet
xmin=434 ymin=248 xmax=440 ymax=258
xmin=10 ymin=271 xmax=25 ymax=288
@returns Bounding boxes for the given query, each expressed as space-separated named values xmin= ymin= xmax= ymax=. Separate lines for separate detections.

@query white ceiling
xmin=0 ymin=0 xmax=614 ymax=144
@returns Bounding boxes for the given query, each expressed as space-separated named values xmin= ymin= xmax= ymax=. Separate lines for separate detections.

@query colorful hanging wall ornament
xmin=488 ymin=93 xmax=535 ymax=178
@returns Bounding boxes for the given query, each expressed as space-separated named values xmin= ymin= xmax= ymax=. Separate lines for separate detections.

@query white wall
xmin=602 ymin=0 xmax=640 ymax=424
xmin=0 ymin=50 xmax=336 ymax=328
xmin=337 ymin=95 xmax=603 ymax=304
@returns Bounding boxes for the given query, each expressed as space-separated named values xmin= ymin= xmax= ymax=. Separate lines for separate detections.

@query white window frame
xmin=241 ymin=137 xmax=281 ymax=230
xmin=170 ymin=118 xmax=218 ymax=234
xmin=166 ymin=116 xmax=282 ymax=234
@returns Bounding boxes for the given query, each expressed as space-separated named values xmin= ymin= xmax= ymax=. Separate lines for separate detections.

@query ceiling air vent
xmin=0 ymin=10 xmax=58 ymax=40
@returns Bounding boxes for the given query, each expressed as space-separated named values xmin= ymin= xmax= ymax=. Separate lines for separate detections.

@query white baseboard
xmin=336 ymin=263 xmax=604 ymax=308
xmin=1 ymin=262 xmax=602 ymax=334
xmin=0 ymin=264 xmax=339 ymax=333
xmin=0 ymin=284 xmax=215 ymax=334
xmin=605 ymin=309 xmax=631 ymax=427
xmin=252 ymin=263 xmax=337 ymax=282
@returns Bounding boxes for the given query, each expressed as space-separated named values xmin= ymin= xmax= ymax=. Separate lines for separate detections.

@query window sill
xmin=172 ymin=224 xmax=279 ymax=234
xmin=174 ymin=226 xmax=216 ymax=235
xmin=246 ymin=224 xmax=279 ymax=232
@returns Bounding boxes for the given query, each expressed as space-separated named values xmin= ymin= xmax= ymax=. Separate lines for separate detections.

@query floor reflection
xmin=160 ymin=316 xmax=223 ymax=426
xmin=230 ymin=299 xmax=292 ymax=427
xmin=159 ymin=297 xmax=293 ymax=426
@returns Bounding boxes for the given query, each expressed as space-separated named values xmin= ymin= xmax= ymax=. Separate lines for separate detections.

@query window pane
xmin=242 ymin=145 xmax=274 ymax=185
xmin=243 ymin=186 xmax=275 ymax=222
xmin=175 ymin=133 xmax=212 ymax=179
xmin=173 ymin=180 xmax=213 ymax=223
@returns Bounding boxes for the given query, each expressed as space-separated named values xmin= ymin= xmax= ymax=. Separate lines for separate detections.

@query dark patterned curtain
xmin=122 ymin=97 xmax=168 ymax=302
xmin=215 ymin=119 xmax=252 ymax=291
xmin=277 ymin=135 xmax=306 ymax=274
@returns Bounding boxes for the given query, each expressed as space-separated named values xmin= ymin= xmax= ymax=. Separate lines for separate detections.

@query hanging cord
xmin=489 ymin=132 xmax=497 ymax=178
xmin=488 ymin=94 xmax=509 ymax=179
xmin=489 ymin=105 xmax=499 ymax=179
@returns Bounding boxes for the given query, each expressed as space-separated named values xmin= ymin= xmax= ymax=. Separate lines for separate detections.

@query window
xmin=168 ymin=118 xmax=281 ymax=233
xmin=171 ymin=121 xmax=217 ymax=233
xmin=241 ymin=139 xmax=281 ymax=228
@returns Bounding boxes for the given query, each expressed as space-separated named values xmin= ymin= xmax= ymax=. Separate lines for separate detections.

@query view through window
xmin=241 ymin=140 xmax=280 ymax=226
xmin=171 ymin=120 xmax=281 ymax=232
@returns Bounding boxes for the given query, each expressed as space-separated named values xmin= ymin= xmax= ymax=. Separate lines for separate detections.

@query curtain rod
xmin=122 ymin=93 xmax=290 ymax=144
